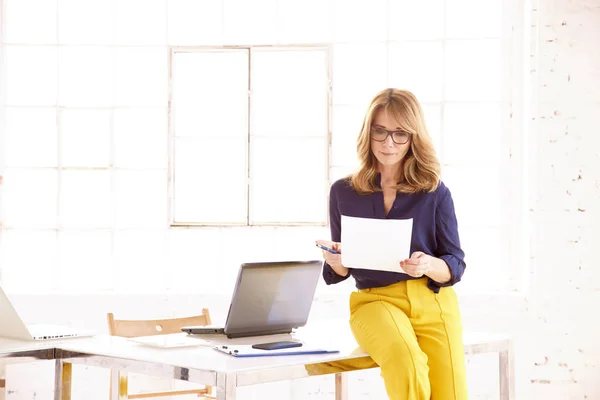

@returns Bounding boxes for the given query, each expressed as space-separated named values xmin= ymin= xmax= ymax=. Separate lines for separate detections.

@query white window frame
xmin=449 ymin=0 xmax=532 ymax=298
xmin=167 ymin=44 xmax=333 ymax=228
xmin=508 ymin=0 xmax=535 ymax=296
xmin=496 ymin=0 xmax=531 ymax=295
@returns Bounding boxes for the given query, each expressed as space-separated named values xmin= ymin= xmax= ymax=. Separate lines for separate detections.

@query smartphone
xmin=316 ymin=243 xmax=340 ymax=254
xmin=251 ymin=340 xmax=303 ymax=350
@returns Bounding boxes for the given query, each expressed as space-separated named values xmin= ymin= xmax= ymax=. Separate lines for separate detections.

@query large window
xmin=170 ymin=47 xmax=330 ymax=226
xmin=0 ymin=0 xmax=525 ymax=295
xmin=0 ymin=0 xmax=170 ymax=293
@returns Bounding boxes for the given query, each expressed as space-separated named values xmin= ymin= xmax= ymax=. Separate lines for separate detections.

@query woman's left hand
xmin=400 ymin=251 xmax=432 ymax=278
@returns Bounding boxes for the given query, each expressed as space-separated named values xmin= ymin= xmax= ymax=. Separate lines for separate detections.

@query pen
xmin=316 ymin=243 xmax=340 ymax=254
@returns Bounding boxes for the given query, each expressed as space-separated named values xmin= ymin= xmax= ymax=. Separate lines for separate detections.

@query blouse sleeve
xmin=428 ymin=186 xmax=466 ymax=290
xmin=322 ymin=182 xmax=351 ymax=285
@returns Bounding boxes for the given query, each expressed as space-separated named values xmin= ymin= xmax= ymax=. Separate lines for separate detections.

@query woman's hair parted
xmin=349 ymin=88 xmax=441 ymax=194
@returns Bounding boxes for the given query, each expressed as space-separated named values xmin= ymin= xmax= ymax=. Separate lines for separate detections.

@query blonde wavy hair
xmin=349 ymin=88 xmax=441 ymax=194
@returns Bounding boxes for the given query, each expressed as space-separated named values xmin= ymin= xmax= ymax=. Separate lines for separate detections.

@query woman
xmin=316 ymin=88 xmax=468 ymax=399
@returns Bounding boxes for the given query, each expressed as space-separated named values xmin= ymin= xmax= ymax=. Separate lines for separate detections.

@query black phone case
xmin=251 ymin=341 xmax=303 ymax=350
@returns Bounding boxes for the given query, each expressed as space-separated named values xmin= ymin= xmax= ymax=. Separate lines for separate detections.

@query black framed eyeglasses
xmin=370 ymin=127 xmax=411 ymax=145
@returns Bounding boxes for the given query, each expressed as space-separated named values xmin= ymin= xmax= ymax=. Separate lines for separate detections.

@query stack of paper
xmin=340 ymin=215 xmax=413 ymax=273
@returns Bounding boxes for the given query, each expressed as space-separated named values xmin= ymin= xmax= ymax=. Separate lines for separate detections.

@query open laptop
xmin=182 ymin=260 xmax=322 ymax=339
xmin=0 ymin=286 xmax=94 ymax=341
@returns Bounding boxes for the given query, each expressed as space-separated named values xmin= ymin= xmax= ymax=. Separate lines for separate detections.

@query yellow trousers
xmin=308 ymin=278 xmax=468 ymax=400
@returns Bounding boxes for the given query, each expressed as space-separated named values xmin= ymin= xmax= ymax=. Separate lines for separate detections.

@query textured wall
xmin=525 ymin=0 xmax=600 ymax=398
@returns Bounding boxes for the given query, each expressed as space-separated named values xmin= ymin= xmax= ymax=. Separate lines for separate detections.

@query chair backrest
xmin=107 ymin=308 xmax=212 ymax=338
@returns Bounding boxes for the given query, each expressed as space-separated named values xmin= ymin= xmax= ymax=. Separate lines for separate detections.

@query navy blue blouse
xmin=323 ymin=175 xmax=466 ymax=293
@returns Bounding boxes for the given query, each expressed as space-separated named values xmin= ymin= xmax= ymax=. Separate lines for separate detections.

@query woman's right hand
xmin=315 ymin=240 xmax=349 ymax=277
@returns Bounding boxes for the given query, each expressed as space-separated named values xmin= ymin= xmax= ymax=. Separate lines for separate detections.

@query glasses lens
xmin=393 ymin=132 xmax=409 ymax=144
xmin=371 ymin=127 xmax=387 ymax=141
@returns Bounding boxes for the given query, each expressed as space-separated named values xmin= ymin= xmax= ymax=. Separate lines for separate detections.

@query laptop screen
xmin=224 ymin=260 xmax=322 ymax=337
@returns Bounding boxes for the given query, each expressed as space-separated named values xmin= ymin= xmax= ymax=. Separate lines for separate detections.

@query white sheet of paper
xmin=341 ymin=215 xmax=413 ymax=273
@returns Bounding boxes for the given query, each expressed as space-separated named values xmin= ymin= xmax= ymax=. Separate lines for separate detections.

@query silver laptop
xmin=0 ymin=286 xmax=94 ymax=341
xmin=182 ymin=260 xmax=323 ymax=339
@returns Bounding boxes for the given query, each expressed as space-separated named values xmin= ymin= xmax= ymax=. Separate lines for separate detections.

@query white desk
xmin=55 ymin=330 xmax=365 ymax=399
xmin=0 ymin=337 xmax=55 ymax=355
xmin=0 ymin=338 xmax=59 ymax=400
xmin=0 ymin=328 xmax=514 ymax=400
xmin=55 ymin=327 xmax=514 ymax=400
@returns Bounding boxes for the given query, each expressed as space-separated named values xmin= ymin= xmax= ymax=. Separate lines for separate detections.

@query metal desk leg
xmin=0 ymin=364 xmax=6 ymax=400
xmin=216 ymin=372 xmax=237 ymax=400
xmin=335 ymin=373 xmax=348 ymax=400
xmin=499 ymin=342 xmax=515 ymax=400
xmin=54 ymin=360 xmax=72 ymax=400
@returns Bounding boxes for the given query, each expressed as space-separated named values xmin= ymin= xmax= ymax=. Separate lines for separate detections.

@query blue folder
xmin=213 ymin=344 xmax=339 ymax=358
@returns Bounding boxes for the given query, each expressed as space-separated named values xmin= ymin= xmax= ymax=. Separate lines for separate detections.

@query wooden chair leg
xmin=198 ymin=385 xmax=215 ymax=398
xmin=200 ymin=385 xmax=212 ymax=397
xmin=110 ymin=369 xmax=129 ymax=400
xmin=53 ymin=360 xmax=72 ymax=400
xmin=0 ymin=364 xmax=6 ymax=400
xmin=335 ymin=373 xmax=348 ymax=400
xmin=62 ymin=362 xmax=72 ymax=400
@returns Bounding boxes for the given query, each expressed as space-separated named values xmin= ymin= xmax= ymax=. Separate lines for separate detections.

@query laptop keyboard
xmin=28 ymin=324 xmax=84 ymax=340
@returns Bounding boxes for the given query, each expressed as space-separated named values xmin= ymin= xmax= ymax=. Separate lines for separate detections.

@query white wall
xmin=522 ymin=0 xmax=600 ymax=398
xmin=3 ymin=0 xmax=600 ymax=398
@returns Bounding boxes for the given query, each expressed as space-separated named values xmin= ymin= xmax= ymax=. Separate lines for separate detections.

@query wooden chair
xmin=107 ymin=310 xmax=214 ymax=399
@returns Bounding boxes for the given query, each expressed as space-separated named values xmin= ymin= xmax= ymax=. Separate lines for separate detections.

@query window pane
xmin=4 ymin=0 xmax=57 ymax=44
xmin=115 ymin=0 xmax=166 ymax=45
xmin=277 ymin=0 xmax=332 ymax=43
xmin=168 ymin=0 xmax=223 ymax=45
xmin=115 ymin=171 xmax=168 ymax=229
xmin=216 ymin=227 xmax=280 ymax=293
xmin=172 ymin=51 xmax=248 ymax=138
xmin=5 ymin=108 xmax=57 ymax=168
xmin=458 ymin=227 xmax=509 ymax=291
xmin=250 ymin=138 xmax=327 ymax=224
xmin=252 ymin=49 xmax=328 ymax=137
xmin=333 ymin=0 xmax=387 ymax=42
xmin=332 ymin=44 xmax=387 ymax=105
xmin=114 ymin=109 xmax=168 ymax=168
xmin=58 ymin=47 xmax=113 ymax=107
xmin=0 ymin=230 xmax=57 ymax=292
xmin=445 ymin=39 xmax=502 ymax=101
xmin=58 ymin=0 xmax=112 ymax=45
xmin=331 ymin=105 xmax=362 ymax=167
xmin=422 ymin=104 xmax=442 ymax=157
xmin=166 ymin=228 xmax=222 ymax=292
xmin=271 ymin=226 xmax=330 ymax=262
xmin=173 ymin=138 xmax=247 ymax=224
xmin=5 ymin=46 xmax=57 ymax=106
xmin=113 ymin=230 xmax=166 ymax=293
xmin=2 ymin=169 xmax=57 ymax=229
xmin=389 ymin=42 xmax=444 ymax=103
xmin=223 ymin=0 xmax=276 ymax=45
xmin=446 ymin=0 xmax=502 ymax=39
xmin=60 ymin=109 xmax=111 ymax=167
xmin=60 ymin=170 xmax=111 ymax=228
xmin=389 ymin=0 xmax=444 ymax=40
xmin=329 ymin=165 xmax=355 ymax=183
xmin=58 ymin=231 xmax=112 ymax=292
xmin=115 ymin=48 xmax=168 ymax=107
xmin=443 ymin=103 xmax=503 ymax=164
xmin=441 ymin=166 xmax=504 ymax=227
